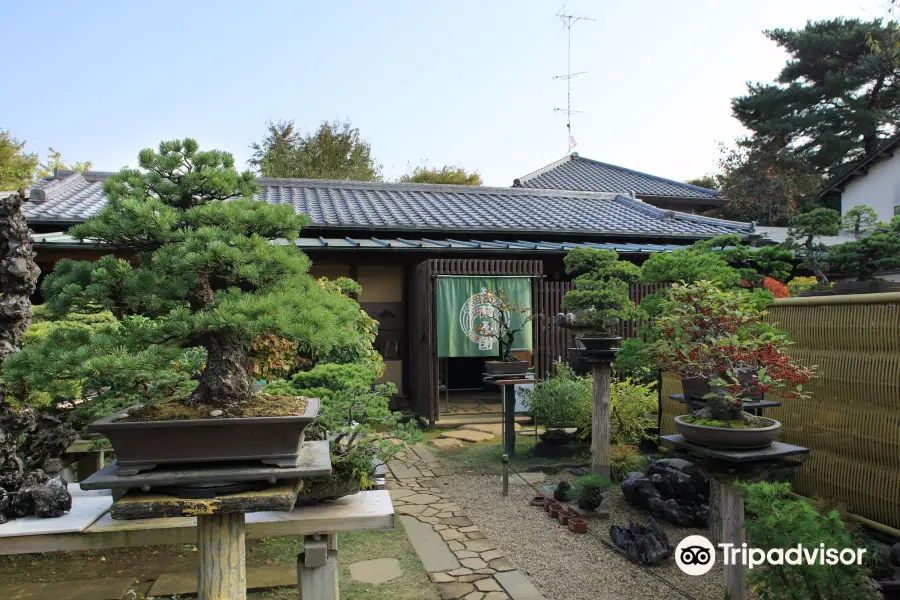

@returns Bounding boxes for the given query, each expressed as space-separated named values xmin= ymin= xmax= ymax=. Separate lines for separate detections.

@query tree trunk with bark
xmin=186 ymin=333 xmax=253 ymax=408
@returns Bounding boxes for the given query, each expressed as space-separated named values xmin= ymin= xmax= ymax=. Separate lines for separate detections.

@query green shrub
xmin=519 ymin=361 xmax=590 ymax=430
xmin=609 ymin=444 xmax=648 ymax=483
xmin=573 ymin=473 xmax=611 ymax=511
xmin=739 ymin=482 xmax=882 ymax=600
xmin=577 ymin=377 xmax=658 ymax=446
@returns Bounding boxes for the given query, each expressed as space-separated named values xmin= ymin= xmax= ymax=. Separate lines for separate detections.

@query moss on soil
xmin=126 ymin=394 xmax=309 ymax=421
xmin=681 ymin=414 xmax=773 ymax=429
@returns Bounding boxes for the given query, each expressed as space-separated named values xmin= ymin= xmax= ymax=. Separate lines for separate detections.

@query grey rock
xmin=609 ymin=520 xmax=673 ymax=565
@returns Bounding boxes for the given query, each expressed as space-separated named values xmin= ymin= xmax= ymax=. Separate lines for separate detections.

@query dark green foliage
xmin=739 ymin=482 xmax=882 ymax=599
xmin=399 ymin=164 xmax=482 ymax=185
xmin=40 ymin=139 xmax=365 ymax=410
xmin=519 ymin=361 xmax=590 ymax=430
xmin=639 ymin=247 xmax=741 ymax=288
xmin=696 ymin=235 xmax=794 ymax=287
xmin=827 ymin=221 xmax=900 ymax=280
xmin=250 ymin=120 xmax=381 ymax=181
xmin=0 ymin=130 xmax=38 ymax=190
xmin=561 ymin=248 xmax=638 ymax=333
xmin=684 ymin=175 xmax=717 ymax=190
xmin=574 ymin=473 xmax=611 ymax=511
xmin=842 ymin=205 xmax=880 ymax=239
xmin=785 ymin=208 xmax=842 ymax=284
xmin=732 ymin=18 xmax=900 ymax=177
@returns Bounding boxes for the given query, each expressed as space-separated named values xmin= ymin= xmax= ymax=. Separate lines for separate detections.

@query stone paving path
xmin=388 ymin=445 xmax=546 ymax=600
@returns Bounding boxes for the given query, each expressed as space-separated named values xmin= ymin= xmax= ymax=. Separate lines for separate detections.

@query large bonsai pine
xmin=43 ymin=140 xmax=361 ymax=411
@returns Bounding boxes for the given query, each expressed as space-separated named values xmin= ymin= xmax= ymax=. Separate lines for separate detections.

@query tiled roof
xmin=514 ymin=153 xmax=721 ymax=200
xmin=24 ymin=171 xmax=751 ymax=239
xmin=32 ymin=232 xmax=693 ymax=254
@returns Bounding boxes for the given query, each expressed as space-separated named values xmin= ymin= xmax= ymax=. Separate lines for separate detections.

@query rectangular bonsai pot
xmin=484 ymin=360 xmax=529 ymax=375
xmin=89 ymin=397 xmax=320 ymax=476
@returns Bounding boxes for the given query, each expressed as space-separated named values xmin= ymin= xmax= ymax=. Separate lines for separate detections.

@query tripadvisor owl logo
xmin=675 ymin=535 xmax=716 ymax=575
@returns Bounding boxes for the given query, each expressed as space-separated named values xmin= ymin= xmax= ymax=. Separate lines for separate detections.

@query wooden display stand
xmin=662 ymin=434 xmax=809 ymax=600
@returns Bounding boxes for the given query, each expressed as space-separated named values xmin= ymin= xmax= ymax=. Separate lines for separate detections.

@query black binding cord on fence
xmin=507 ymin=463 xmax=700 ymax=600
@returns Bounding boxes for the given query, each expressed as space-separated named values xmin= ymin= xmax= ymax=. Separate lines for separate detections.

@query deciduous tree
xmin=0 ymin=130 xmax=38 ymax=190
xmin=399 ymin=164 xmax=482 ymax=185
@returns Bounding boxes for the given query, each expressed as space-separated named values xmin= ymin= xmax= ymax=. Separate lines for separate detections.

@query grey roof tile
xmin=24 ymin=171 xmax=751 ymax=239
xmin=514 ymin=153 xmax=720 ymax=199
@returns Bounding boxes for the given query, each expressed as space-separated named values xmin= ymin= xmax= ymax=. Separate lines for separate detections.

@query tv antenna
xmin=554 ymin=12 xmax=594 ymax=153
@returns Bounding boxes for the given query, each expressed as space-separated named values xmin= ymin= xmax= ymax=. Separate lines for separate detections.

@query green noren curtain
xmin=436 ymin=277 xmax=533 ymax=358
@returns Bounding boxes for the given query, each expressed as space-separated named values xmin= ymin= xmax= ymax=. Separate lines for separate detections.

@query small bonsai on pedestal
xmin=558 ymin=248 xmax=639 ymax=348
xmin=471 ymin=289 xmax=536 ymax=374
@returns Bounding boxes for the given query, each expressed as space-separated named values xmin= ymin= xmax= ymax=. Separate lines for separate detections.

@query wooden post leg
xmin=197 ymin=513 xmax=246 ymax=600
xmin=591 ymin=362 xmax=611 ymax=479
xmin=503 ymin=385 xmax=516 ymax=459
xmin=76 ymin=451 xmax=104 ymax=481
xmin=298 ymin=535 xmax=338 ymax=600
xmin=708 ymin=478 xmax=722 ymax=544
xmin=721 ymin=481 xmax=746 ymax=600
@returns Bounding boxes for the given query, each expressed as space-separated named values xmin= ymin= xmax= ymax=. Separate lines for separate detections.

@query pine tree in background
xmin=399 ymin=163 xmax=482 ymax=185
xmin=732 ymin=18 xmax=900 ymax=177
xmin=0 ymin=130 xmax=39 ymax=190
xmin=42 ymin=139 xmax=364 ymax=411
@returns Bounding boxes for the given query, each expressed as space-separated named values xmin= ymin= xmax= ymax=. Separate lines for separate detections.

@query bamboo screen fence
xmin=659 ymin=292 xmax=900 ymax=529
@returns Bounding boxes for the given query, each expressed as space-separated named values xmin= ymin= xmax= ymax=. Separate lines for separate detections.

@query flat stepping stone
xmin=495 ymin=570 xmax=548 ymax=600
xmin=437 ymin=582 xmax=476 ymax=599
xmin=464 ymin=539 xmax=497 ymax=552
xmin=0 ymin=578 xmax=135 ymax=600
xmin=439 ymin=517 xmax=474 ymax=527
xmin=349 ymin=558 xmax=403 ymax=584
xmin=441 ymin=430 xmax=495 ymax=443
xmin=475 ymin=578 xmax=503 ymax=592
xmin=148 ymin=565 xmax=296 ymax=596
xmin=400 ymin=515 xmax=461 ymax=572
xmin=388 ymin=460 xmax=423 ymax=480
xmin=432 ymin=438 xmax=465 ymax=449
xmin=412 ymin=444 xmax=440 ymax=464
xmin=404 ymin=493 xmax=442 ymax=504
xmin=460 ymin=423 xmax=521 ymax=435
xmin=489 ymin=558 xmax=515 ymax=572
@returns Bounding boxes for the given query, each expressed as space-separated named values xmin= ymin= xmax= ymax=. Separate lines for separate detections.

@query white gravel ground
xmin=440 ymin=473 xmax=726 ymax=600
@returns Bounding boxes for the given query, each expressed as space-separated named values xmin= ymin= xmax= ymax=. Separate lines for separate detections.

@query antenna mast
xmin=554 ymin=11 xmax=593 ymax=153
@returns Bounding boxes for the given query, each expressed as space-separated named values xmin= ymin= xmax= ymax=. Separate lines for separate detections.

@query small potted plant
xmin=472 ymin=289 xmax=537 ymax=376
xmin=41 ymin=140 xmax=368 ymax=475
xmin=557 ymin=248 xmax=639 ymax=352
xmin=572 ymin=474 xmax=610 ymax=512
xmin=651 ymin=281 xmax=814 ymax=449
xmin=827 ymin=212 xmax=900 ymax=295
xmin=519 ymin=362 xmax=589 ymax=451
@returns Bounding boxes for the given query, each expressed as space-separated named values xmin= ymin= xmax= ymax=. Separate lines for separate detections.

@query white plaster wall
xmin=841 ymin=153 xmax=900 ymax=222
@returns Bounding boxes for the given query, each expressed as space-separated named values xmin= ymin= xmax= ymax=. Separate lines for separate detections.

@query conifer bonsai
xmin=557 ymin=248 xmax=638 ymax=347
xmin=42 ymin=139 xmax=363 ymax=420
xmin=827 ymin=214 xmax=900 ymax=291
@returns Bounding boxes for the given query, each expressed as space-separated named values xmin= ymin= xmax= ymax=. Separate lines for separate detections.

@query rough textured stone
xmin=440 ymin=430 xmax=494 ymax=443
xmin=475 ymin=578 xmax=503 ymax=592
xmin=432 ymin=438 xmax=465 ymax=449
xmin=437 ymin=582 xmax=476 ymax=599
xmin=440 ymin=528 xmax=466 ymax=541
xmin=460 ymin=557 xmax=488 ymax=570
xmin=349 ymin=558 xmax=403 ymax=584
xmin=620 ymin=458 xmax=709 ymax=527
xmin=431 ymin=572 xmax=456 ymax=583
xmin=609 ymin=520 xmax=673 ymax=565
xmin=466 ymin=531 xmax=487 ymax=540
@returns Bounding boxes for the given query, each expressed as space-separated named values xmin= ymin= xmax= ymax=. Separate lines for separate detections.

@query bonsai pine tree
xmin=471 ymin=289 xmax=536 ymax=362
xmin=559 ymin=248 xmax=639 ymax=336
xmin=841 ymin=205 xmax=879 ymax=240
xmin=42 ymin=139 xmax=362 ymax=414
xmin=827 ymin=217 xmax=900 ymax=282
xmin=783 ymin=208 xmax=841 ymax=286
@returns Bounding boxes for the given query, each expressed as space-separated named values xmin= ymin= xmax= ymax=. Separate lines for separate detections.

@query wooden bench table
xmin=0 ymin=488 xmax=394 ymax=600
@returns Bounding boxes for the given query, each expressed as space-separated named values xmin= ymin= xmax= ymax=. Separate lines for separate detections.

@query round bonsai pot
xmin=568 ymin=518 xmax=588 ymax=534
xmin=530 ymin=496 xmax=547 ymax=508
xmin=549 ymin=502 xmax=562 ymax=518
xmin=674 ymin=414 xmax=782 ymax=450
xmin=576 ymin=336 xmax=622 ymax=352
xmin=89 ymin=398 xmax=321 ymax=475
xmin=484 ymin=360 xmax=529 ymax=376
xmin=558 ymin=509 xmax=572 ymax=526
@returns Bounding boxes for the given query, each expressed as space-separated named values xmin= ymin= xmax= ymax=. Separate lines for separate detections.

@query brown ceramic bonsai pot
xmin=558 ymin=509 xmax=572 ymax=525
xmin=484 ymin=360 xmax=529 ymax=375
xmin=90 ymin=398 xmax=320 ymax=476
xmin=674 ymin=414 xmax=781 ymax=450
xmin=576 ymin=336 xmax=622 ymax=352
xmin=679 ymin=374 xmax=710 ymax=401
xmin=544 ymin=499 xmax=553 ymax=513
xmin=568 ymin=518 xmax=587 ymax=534
xmin=530 ymin=496 xmax=547 ymax=508
xmin=549 ymin=502 xmax=562 ymax=518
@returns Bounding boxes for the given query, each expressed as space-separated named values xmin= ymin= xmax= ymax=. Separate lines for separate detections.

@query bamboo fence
xmin=659 ymin=292 xmax=900 ymax=530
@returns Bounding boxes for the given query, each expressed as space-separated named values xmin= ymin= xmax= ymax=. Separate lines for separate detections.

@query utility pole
xmin=554 ymin=12 xmax=594 ymax=154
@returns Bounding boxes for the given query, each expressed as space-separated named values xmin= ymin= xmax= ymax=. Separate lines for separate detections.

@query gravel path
xmin=441 ymin=473 xmax=725 ymax=600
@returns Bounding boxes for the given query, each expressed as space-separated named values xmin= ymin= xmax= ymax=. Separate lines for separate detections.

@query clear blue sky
xmin=0 ymin=0 xmax=883 ymax=186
